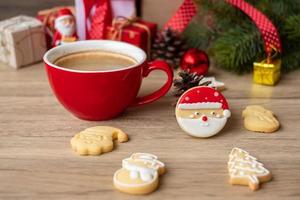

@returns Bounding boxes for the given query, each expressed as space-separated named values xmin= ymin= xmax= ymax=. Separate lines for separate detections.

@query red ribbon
xmin=87 ymin=0 xmax=112 ymax=39
xmin=164 ymin=0 xmax=282 ymax=57
xmin=163 ymin=0 xmax=197 ymax=33
xmin=225 ymin=0 xmax=282 ymax=56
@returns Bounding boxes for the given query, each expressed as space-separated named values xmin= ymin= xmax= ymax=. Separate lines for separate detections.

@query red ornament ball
xmin=180 ymin=48 xmax=210 ymax=75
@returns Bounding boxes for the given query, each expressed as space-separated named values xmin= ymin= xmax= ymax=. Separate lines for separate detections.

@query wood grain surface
xmin=0 ymin=61 xmax=299 ymax=200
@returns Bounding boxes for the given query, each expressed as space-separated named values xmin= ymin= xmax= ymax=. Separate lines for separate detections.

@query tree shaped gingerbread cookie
xmin=228 ymin=148 xmax=272 ymax=191
xmin=175 ymin=86 xmax=231 ymax=137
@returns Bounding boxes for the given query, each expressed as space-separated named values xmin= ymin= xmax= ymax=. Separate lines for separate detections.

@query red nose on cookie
xmin=202 ymin=115 xmax=208 ymax=122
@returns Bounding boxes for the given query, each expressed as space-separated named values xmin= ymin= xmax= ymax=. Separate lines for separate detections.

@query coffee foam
xmin=54 ymin=51 xmax=137 ymax=71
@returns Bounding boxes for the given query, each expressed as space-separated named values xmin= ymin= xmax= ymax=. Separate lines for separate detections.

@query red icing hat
xmin=56 ymin=8 xmax=74 ymax=21
xmin=177 ymin=86 xmax=230 ymax=117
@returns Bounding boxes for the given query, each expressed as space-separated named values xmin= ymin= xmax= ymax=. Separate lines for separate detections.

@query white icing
xmin=199 ymin=122 xmax=209 ymax=127
xmin=223 ymin=109 xmax=231 ymax=118
xmin=131 ymin=153 xmax=158 ymax=162
xmin=199 ymin=77 xmax=225 ymax=89
xmin=130 ymin=170 xmax=139 ymax=179
xmin=122 ymin=160 xmax=156 ymax=182
xmin=178 ymin=102 xmax=222 ymax=109
xmin=114 ymin=154 xmax=164 ymax=190
xmin=120 ymin=153 xmax=165 ymax=183
xmin=249 ymin=175 xmax=259 ymax=184
xmin=113 ymin=168 xmax=156 ymax=188
xmin=176 ymin=116 xmax=227 ymax=138
xmin=228 ymin=148 xmax=270 ymax=186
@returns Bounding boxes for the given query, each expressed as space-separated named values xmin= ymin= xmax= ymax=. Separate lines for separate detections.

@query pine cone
xmin=173 ymin=70 xmax=211 ymax=96
xmin=151 ymin=28 xmax=187 ymax=69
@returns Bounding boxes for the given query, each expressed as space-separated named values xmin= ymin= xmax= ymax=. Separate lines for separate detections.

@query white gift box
xmin=0 ymin=15 xmax=47 ymax=69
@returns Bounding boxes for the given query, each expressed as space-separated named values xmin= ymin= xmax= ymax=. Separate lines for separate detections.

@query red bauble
xmin=180 ymin=48 xmax=210 ymax=75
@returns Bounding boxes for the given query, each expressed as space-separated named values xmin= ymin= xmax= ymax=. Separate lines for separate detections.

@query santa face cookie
xmin=175 ymin=86 xmax=231 ymax=138
xmin=113 ymin=153 xmax=165 ymax=195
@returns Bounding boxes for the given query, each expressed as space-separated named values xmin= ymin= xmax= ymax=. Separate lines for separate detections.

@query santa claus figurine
xmin=175 ymin=86 xmax=231 ymax=138
xmin=53 ymin=8 xmax=77 ymax=47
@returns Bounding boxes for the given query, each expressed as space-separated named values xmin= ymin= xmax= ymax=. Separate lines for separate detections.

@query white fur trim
xmin=178 ymin=102 xmax=222 ymax=109
xmin=223 ymin=109 xmax=231 ymax=118
xmin=55 ymin=15 xmax=73 ymax=23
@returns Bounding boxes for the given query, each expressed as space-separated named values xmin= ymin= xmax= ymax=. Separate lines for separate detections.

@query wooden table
xmin=0 ymin=62 xmax=299 ymax=200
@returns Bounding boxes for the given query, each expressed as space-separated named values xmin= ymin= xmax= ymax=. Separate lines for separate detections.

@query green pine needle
xmin=283 ymin=15 xmax=300 ymax=41
xmin=185 ymin=0 xmax=300 ymax=73
xmin=210 ymin=26 xmax=264 ymax=74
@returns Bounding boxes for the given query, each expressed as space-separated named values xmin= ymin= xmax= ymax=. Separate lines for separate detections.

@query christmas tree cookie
xmin=228 ymin=148 xmax=272 ymax=191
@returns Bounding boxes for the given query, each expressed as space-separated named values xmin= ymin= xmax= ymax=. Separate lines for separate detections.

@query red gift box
xmin=106 ymin=17 xmax=157 ymax=56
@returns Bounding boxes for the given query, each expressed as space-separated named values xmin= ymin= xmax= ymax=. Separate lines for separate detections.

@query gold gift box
xmin=253 ymin=59 xmax=281 ymax=86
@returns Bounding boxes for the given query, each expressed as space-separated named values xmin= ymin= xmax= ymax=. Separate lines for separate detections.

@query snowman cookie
xmin=175 ymin=86 xmax=231 ymax=138
xmin=113 ymin=153 xmax=165 ymax=195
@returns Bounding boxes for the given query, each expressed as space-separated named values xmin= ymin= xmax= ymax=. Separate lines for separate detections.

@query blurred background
xmin=0 ymin=0 xmax=182 ymax=27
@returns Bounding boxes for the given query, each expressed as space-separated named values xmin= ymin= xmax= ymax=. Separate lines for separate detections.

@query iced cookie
xmin=228 ymin=147 xmax=272 ymax=191
xmin=199 ymin=77 xmax=225 ymax=91
xmin=113 ymin=153 xmax=165 ymax=195
xmin=242 ymin=105 xmax=280 ymax=133
xmin=175 ymin=86 xmax=231 ymax=138
xmin=70 ymin=126 xmax=128 ymax=156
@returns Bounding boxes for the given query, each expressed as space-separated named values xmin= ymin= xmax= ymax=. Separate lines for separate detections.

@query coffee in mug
xmin=44 ymin=40 xmax=173 ymax=120
xmin=53 ymin=51 xmax=137 ymax=71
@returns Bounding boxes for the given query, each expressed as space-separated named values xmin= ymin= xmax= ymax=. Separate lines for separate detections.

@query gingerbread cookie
xmin=70 ymin=126 xmax=128 ymax=156
xmin=242 ymin=105 xmax=280 ymax=133
xmin=228 ymin=148 xmax=272 ymax=191
xmin=113 ymin=153 xmax=165 ymax=195
xmin=175 ymin=86 xmax=231 ymax=138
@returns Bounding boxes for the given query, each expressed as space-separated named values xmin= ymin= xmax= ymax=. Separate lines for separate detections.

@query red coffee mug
xmin=44 ymin=40 xmax=173 ymax=121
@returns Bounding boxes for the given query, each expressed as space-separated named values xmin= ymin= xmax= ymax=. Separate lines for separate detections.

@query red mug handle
xmin=131 ymin=60 xmax=174 ymax=106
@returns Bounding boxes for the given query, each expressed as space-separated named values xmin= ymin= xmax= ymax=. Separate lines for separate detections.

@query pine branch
xmin=210 ymin=26 xmax=264 ymax=74
xmin=282 ymin=48 xmax=300 ymax=72
xmin=183 ymin=22 xmax=215 ymax=49
xmin=283 ymin=15 xmax=300 ymax=41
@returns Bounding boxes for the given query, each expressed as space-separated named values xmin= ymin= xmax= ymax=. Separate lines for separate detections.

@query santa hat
xmin=55 ymin=8 xmax=74 ymax=23
xmin=177 ymin=86 xmax=231 ymax=118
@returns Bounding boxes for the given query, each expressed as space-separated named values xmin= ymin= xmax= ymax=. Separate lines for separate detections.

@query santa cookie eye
xmin=211 ymin=111 xmax=216 ymax=115
xmin=194 ymin=112 xmax=200 ymax=116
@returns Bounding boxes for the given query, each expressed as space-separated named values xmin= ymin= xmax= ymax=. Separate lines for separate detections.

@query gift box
xmin=0 ymin=15 xmax=47 ymax=69
xmin=253 ymin=59 xmax=281 ymax=86
xmin=106 ymin=18 xmax=157 ymax=56
xmin=36 ymin=6 xmax=75 ymax=49
xmin=75 ymin=0 xmax=136 ymax=40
